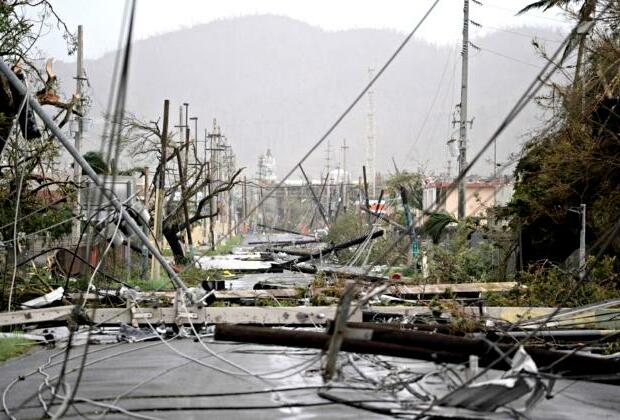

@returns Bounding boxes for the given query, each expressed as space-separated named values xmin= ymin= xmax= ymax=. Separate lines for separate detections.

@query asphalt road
xmin=1 ymin=337 xmax=619 ymax=419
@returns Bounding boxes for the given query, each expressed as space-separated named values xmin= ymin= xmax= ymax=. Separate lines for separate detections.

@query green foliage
xmin=83 ymin=151 xmax=110 ymax=175
xmin=504 ymin=13 xmax=620 ymax=265
xmin=126 ymin=276 xmax=171 ymax=292
xmin=422 ymin=212 xmax=458 ymax=244
xmin=486 ymin=256 xmax=620 ymax=307
xmin=203 ymin=235 xmax=242 ymax=256
xmin=0 ymin=336 xmax=34 ymax=363
xmin=425 ymin=225 xmax=498 ymax=284
xmin=0 ymin=194 xmax=73 ymax=241
xmin=384 ymin=171 xmax=423 ymax=209
xmin=326 ymin=212 xmax=409 ymax=265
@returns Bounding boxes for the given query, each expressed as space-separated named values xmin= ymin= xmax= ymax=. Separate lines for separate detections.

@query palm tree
xmin=422 ymin=212 xmax=458 ymax=244
xmin=519 ymin=0 xmax=597 ymax=88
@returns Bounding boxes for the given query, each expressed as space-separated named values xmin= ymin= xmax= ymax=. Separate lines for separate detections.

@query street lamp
xmin=568 ymin=204 xmax=586 ymax=280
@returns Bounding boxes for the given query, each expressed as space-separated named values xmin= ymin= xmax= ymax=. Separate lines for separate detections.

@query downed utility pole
xmin=257 ymin=224 xmax=315 ymax=238
xmin=214 ymin=324 xmax=620 ymax=384
xmin=0 ymin=58 xmax=189 ymax=294
xmin=273 ymin=229 xmax=384 ymax=269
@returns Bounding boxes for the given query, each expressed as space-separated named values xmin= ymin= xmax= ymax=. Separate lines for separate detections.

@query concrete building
xmin=423 ymin=177 xmax=514 ymax=218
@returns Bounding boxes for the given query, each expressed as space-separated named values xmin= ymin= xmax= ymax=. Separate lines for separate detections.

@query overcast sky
xmin=40 ymin=0 xmax=570 ymax=60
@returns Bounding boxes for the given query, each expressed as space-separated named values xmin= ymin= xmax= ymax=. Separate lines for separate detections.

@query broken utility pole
xmin=299 ymin=164 xmax=329 ymax=227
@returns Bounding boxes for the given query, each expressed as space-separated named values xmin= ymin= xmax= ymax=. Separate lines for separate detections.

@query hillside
xmin=53 ymin=14 xmax=565 ymax=178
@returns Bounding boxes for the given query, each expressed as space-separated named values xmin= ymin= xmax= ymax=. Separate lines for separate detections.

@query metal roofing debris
xmin=19 ymin=287 xmax=64 ymax=309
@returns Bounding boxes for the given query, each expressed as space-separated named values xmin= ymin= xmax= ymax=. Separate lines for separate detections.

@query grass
xmin=0 ymin=336 xmax=35 ymax=363
xmin=127 ymin=276 xmax=172 ymax=291
xmin=203 ymin=235 xmax=242 ymax=256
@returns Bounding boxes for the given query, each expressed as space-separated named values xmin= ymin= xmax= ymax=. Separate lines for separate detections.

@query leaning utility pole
xmin=457 ymin=0 xmax=470 ymax=220
xmin=151 ymin=99 xmax=169 ymax=282
xmin=72 ymin=25 xmax=84 ymax=244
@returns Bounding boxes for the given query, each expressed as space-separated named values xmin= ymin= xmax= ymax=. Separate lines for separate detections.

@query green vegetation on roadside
xmin=203 ymin=235 xmax=243 ymax=256
xmin=0 ymin=337 xmax=35 ymax=363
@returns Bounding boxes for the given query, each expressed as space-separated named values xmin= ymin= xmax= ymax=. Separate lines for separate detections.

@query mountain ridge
xmin=52 ymin=14 xmax=566 ymax=179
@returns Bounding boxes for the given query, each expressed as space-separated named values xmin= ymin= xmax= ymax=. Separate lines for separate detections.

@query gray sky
xmin=41 ymin=0 xmax=570 ymax=60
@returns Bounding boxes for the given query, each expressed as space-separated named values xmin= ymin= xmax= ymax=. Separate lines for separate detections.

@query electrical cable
xmin=404 ymin=42 xmax=458 ymax=162
xmin=173 ymin=0 xmax=442 ymax=276
xmin=476 ymin=44 xmax=545 ymax=69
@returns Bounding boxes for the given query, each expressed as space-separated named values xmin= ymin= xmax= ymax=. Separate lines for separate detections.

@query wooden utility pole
xmin=72 ymin=25 xmax=84 ymax=244
xmin=206 ymin=119 xmax=220 ymax=250
xmin=183 ymin=103 xmax=189 ymax=180
xmin=175 ymin=144 xmax=193 ymax=253
xmin=150 ymin=99 xmax=169 ymax=282
xmin=242 ymin=175 xmax=247 ymax=226
xmin=142 ymin=166 xmax=149 ymax=276
xmin=202 ymin=128 xmax=209 ymax=244
xmin=363 ymin=165 xmax=371 ymax=225
xmin=226 ymin=148 xmax=234 ymax=235
xmin=458 ymin=0 xmax=470 ymax=220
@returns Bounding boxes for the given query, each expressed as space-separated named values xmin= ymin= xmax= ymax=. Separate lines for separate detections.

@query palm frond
xmin=518 ymin=0 xmax=571 ymax=15
xmin=422 ymin=212 xmax=458 ymax=244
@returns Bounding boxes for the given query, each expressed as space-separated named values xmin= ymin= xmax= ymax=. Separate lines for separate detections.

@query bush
xmin=486 ymin=256 xmax=620 ymax=307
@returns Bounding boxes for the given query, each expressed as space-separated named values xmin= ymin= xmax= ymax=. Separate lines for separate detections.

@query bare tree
xmin=121 ymin=113 xmax=243 ymax=262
